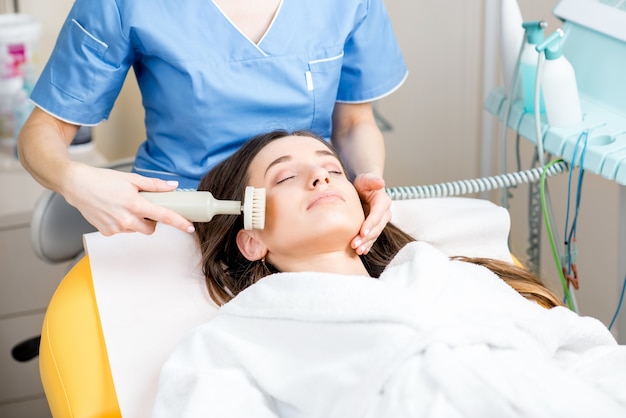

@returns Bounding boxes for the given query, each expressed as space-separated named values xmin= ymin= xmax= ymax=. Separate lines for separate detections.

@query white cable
xmin=386 ymin=161 xmax=569 ymax=200
xmin=569 ymin=282 xmax=579 ymax=314
xmin=534 ymin=50 xmax=546 ymax=166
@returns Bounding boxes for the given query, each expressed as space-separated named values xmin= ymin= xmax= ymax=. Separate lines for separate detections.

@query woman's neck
xmin=270 ymin=250 xmax=369 ymax=277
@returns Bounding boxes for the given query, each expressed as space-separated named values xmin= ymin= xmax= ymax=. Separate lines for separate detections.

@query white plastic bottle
xmin=536 ymin=29 xmax=582 ymax=127
xmin=499 ymin=0 xmax=524 ymax=97
xmin=520 ymin=20 xmax=547 ymax=113
xmin=13 ymin=83 xmax=33 ymax=140
xmin=0 ymin=76 xmax=22 ymax=142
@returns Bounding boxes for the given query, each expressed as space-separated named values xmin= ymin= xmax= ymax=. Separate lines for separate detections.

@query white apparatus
xmin=499 ymin=0 xmax=524 ymax=96
xmin=140 ymin=186 xmax=266 ymax=230
xmin=536 ymin=28 xmax=582 ymax=128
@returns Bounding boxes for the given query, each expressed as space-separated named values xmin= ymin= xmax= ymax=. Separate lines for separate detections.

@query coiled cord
xmin=386 ymin=161 xmax=569 ymax=200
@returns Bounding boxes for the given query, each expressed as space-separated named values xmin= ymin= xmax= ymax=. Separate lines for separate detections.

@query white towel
xmin=153 ymin=242 xmax=626 ymax=418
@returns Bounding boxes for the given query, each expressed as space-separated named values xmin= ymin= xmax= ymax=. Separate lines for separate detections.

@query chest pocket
xmin=307 ymin=51 xmax=344 ymax=137
xmin=50 ymin=19 xmax=109 ymax=101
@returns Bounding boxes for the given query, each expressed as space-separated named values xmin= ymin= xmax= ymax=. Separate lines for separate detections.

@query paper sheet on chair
xmin=84 ymin=224 xmax=219 ymax=418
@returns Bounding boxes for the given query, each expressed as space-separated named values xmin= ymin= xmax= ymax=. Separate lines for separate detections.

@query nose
xmin=310 ymin=166 xmax=330 ymax=188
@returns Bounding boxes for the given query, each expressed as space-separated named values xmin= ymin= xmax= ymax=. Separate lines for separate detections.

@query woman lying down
xmin=152 ymin=130 xmax=626 ymax=417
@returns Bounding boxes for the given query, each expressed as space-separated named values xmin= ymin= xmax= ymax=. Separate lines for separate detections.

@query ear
xmin=236 ymin=230 xmax=268 ymax=261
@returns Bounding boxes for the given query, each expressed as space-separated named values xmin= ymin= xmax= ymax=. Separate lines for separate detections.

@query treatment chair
xmin=35 ymin=184 xmax=517 ymax=417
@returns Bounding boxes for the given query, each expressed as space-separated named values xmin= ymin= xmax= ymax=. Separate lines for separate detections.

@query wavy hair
xmin=195 ymin=130 xmax=561 ymax=309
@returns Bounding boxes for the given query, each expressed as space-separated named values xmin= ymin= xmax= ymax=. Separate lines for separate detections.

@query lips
xmin=307 ymin=191 xmax=345 ymax=210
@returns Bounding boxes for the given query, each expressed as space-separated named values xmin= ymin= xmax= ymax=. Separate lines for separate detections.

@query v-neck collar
xmin=211 ymin=0 xmax=284 ymax=56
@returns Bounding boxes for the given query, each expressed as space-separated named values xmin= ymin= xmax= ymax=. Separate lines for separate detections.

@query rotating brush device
xmin=140 ymin=186 xmax=265 ymax=230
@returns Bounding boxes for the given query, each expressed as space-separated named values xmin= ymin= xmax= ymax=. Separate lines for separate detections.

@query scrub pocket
xmin=50 ymin=19 xmax=109 ymax=101
xmin=307 ymin=51 xmax=344 ymax=136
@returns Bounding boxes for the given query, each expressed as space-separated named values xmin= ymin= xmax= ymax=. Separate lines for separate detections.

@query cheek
xmin=262 ymin=193 xmax=294 ymax=233
xmin=258 ymin=193 xmax=307 ymax=253
xmin=345 ymin=187 xmax=365 ymax=222
xmin=263 ymin=203 xmax=280 ymax=231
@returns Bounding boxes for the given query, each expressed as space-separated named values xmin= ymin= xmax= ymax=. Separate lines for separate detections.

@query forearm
xmin=330 ymin=102 xmax=385 ymax=180
xmin=17 ymin=107 xmax=80 ymax=194
xmin=331 ymin=102 xmax=390 ymax=254
xmin=17 ymin=107 xmax=193 ymax=236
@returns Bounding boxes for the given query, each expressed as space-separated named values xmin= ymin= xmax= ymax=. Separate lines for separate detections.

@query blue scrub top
xmin=31 ymin=0 xmax=407 ymax=189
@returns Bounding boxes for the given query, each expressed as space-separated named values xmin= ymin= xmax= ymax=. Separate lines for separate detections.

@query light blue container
xmin=520 ymin=21 xmax=547 ymax=113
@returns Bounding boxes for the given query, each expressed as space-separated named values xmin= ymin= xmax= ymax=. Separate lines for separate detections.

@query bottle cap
xmin=536 ymin=28 xmax=565 ymax=60
xmin=522 ymin=20 xmax=548 ymax=45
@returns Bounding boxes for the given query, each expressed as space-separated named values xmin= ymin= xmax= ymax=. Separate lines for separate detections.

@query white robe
xmin=152 ymin=242 xmax=626 ymax=417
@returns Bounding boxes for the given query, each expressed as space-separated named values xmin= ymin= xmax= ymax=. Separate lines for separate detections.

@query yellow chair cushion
xmin=39 ymin=256 xmax=121 ymax=417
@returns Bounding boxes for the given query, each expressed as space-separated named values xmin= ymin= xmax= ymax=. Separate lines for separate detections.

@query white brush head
xmin=242 ymin=186 xmax=266 ymax=230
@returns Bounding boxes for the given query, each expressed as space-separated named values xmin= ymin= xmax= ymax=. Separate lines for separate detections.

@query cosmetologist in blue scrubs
xmin=18 ymin=0 xmax=407 ymax=248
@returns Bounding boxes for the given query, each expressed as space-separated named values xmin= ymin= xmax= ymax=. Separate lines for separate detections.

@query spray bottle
xmin=535 ymin=28 xmax=582 ymax=127
xmin=499 ymin=0 xmax=524 ymax=97
xmin=520 ymin=20 xmax=547 ymax=113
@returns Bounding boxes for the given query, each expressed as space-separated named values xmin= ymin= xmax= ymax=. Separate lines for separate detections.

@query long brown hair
xmin=195 ymin=130 xmax=561 ymax=309
xmin=451 ymin=256 xmax=561 ymax=309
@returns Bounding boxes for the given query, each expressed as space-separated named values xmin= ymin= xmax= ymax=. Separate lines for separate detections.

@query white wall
xmin=378 ymin=1 xmax=484 ymax=187
xmin=380 ymin=0 xmax=560 ymax=187
xmin=15 ymin=0 xmax=625 ymax=338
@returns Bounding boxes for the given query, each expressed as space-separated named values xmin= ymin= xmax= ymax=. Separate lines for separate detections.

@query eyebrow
xmin=264 ymin=149 xmax=336 ymax=176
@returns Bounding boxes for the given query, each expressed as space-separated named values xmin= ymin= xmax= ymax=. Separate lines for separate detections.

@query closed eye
xmin=327 ymin=167 xmax=347 ymax=178
xmin=276 ymin=175 xmax=296 ymax=184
